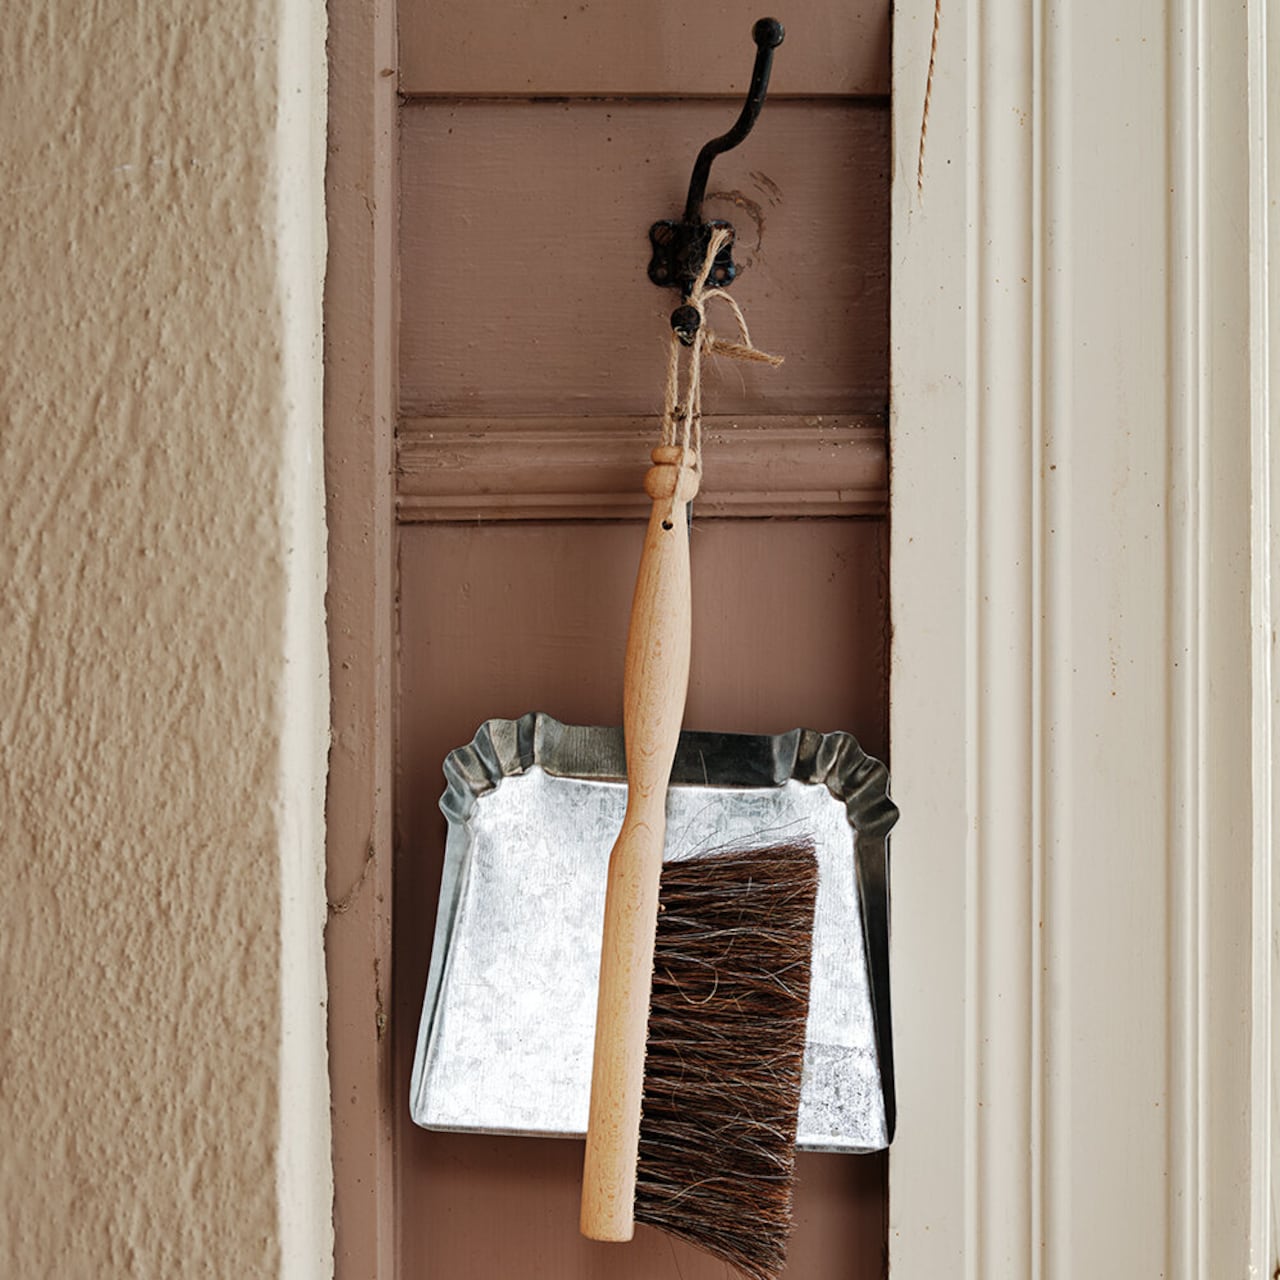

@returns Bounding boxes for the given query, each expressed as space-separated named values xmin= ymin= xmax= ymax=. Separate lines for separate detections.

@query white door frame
xmin=888 ymin=1 xmax=1277 ymax=1275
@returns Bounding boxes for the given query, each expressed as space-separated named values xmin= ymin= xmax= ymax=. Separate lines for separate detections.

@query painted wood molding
xmin=323 ymin=0 xmax=398 ymax=1273
xmin=396 ymin=414 xmax=888 ymax=521
xmin=890 ymin=0 xmax=1275 ymax=1275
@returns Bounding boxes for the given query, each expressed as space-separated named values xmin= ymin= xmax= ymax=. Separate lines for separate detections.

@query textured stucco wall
xmin=0 ymin=4 xmax=331 ymax=1276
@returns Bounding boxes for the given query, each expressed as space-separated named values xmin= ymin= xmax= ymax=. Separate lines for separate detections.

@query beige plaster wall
xmin=0 ymin=4 xmax=332 ymax=1276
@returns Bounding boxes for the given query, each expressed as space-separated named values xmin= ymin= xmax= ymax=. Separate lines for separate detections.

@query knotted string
xmin=659 ymin=227 xmax=783 ymax=467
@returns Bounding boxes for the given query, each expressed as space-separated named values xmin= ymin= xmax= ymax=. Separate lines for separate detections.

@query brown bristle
xmin=635 ymin=841 xmax=820 ymax=1280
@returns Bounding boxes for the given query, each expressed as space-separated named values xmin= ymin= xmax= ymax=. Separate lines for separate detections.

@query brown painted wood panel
xmin=322 ymin=0 xmax=893 ymax=1271
xmin=398 ymin=1 xmax=891 ymax=98
xmin=399 ymin=100 xmax=889 ymax=418
xmin=395 ymin=518 xmax=889 ymax=1278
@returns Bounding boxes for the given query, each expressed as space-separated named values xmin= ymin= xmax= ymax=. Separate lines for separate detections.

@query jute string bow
xmin=660 ymin=227 xmax=783 ymax=469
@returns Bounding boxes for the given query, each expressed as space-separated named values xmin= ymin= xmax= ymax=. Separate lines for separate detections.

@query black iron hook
xmin=682 ymin=18 xmax=785 ymax=226
xmin=648 ymin=18 xmax=785 ymax=344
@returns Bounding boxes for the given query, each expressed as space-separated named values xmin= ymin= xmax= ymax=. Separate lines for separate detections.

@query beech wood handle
xmin=580 ymin=445 xmax=701 ymax=1242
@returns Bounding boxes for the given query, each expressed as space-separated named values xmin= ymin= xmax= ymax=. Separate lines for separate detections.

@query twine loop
xmin=660 ymin=227 xmax=783 ymax=466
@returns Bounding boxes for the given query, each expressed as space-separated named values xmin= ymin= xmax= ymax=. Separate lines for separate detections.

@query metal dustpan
xmin=409 ymin=711 xmax=898 ymax=1153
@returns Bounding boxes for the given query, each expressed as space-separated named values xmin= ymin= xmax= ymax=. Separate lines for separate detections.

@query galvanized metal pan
xmin=408 ymin=712 xmax=898 ymax=1153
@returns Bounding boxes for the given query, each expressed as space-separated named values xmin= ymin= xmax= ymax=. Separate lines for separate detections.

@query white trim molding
xmin=1248 ymin=0 xmax=1280 ymax=1269
xmin=890 ymin=0 xmax=1277 ymax=1275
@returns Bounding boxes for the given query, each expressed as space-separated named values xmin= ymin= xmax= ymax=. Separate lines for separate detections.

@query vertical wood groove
xmin=973 ymin=1 xmax=1038 ymax=1275
xmin=1247 ymin=3 xmax=1279 ymax=1272
xmin=1166 ymin=6 xmax=1203 ymax=1275
xmin=1040 ymin=5 xmax=1074 ymax=1278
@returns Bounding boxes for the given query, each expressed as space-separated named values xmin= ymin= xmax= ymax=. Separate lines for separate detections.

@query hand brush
xmin=580 ymin=249 xmax=817 ymax=1277
xmin=639 ymin=842 xmax=819 ymax=1279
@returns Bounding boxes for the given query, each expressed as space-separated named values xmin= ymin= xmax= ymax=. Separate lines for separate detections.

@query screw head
xmin=670 ymin=304 xmax=701 ymax=346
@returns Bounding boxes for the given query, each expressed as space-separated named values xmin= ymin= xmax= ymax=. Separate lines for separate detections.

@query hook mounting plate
xmin=647 ymin=218 xmax=737 ymax=298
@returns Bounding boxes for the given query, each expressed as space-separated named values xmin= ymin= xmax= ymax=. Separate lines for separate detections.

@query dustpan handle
xmin=581 ymin=445 xmax=700 ymax=1242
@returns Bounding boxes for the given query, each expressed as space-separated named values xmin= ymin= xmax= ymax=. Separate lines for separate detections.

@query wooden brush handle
xmin=581 ymin=445 xmax=701 ymax=1243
